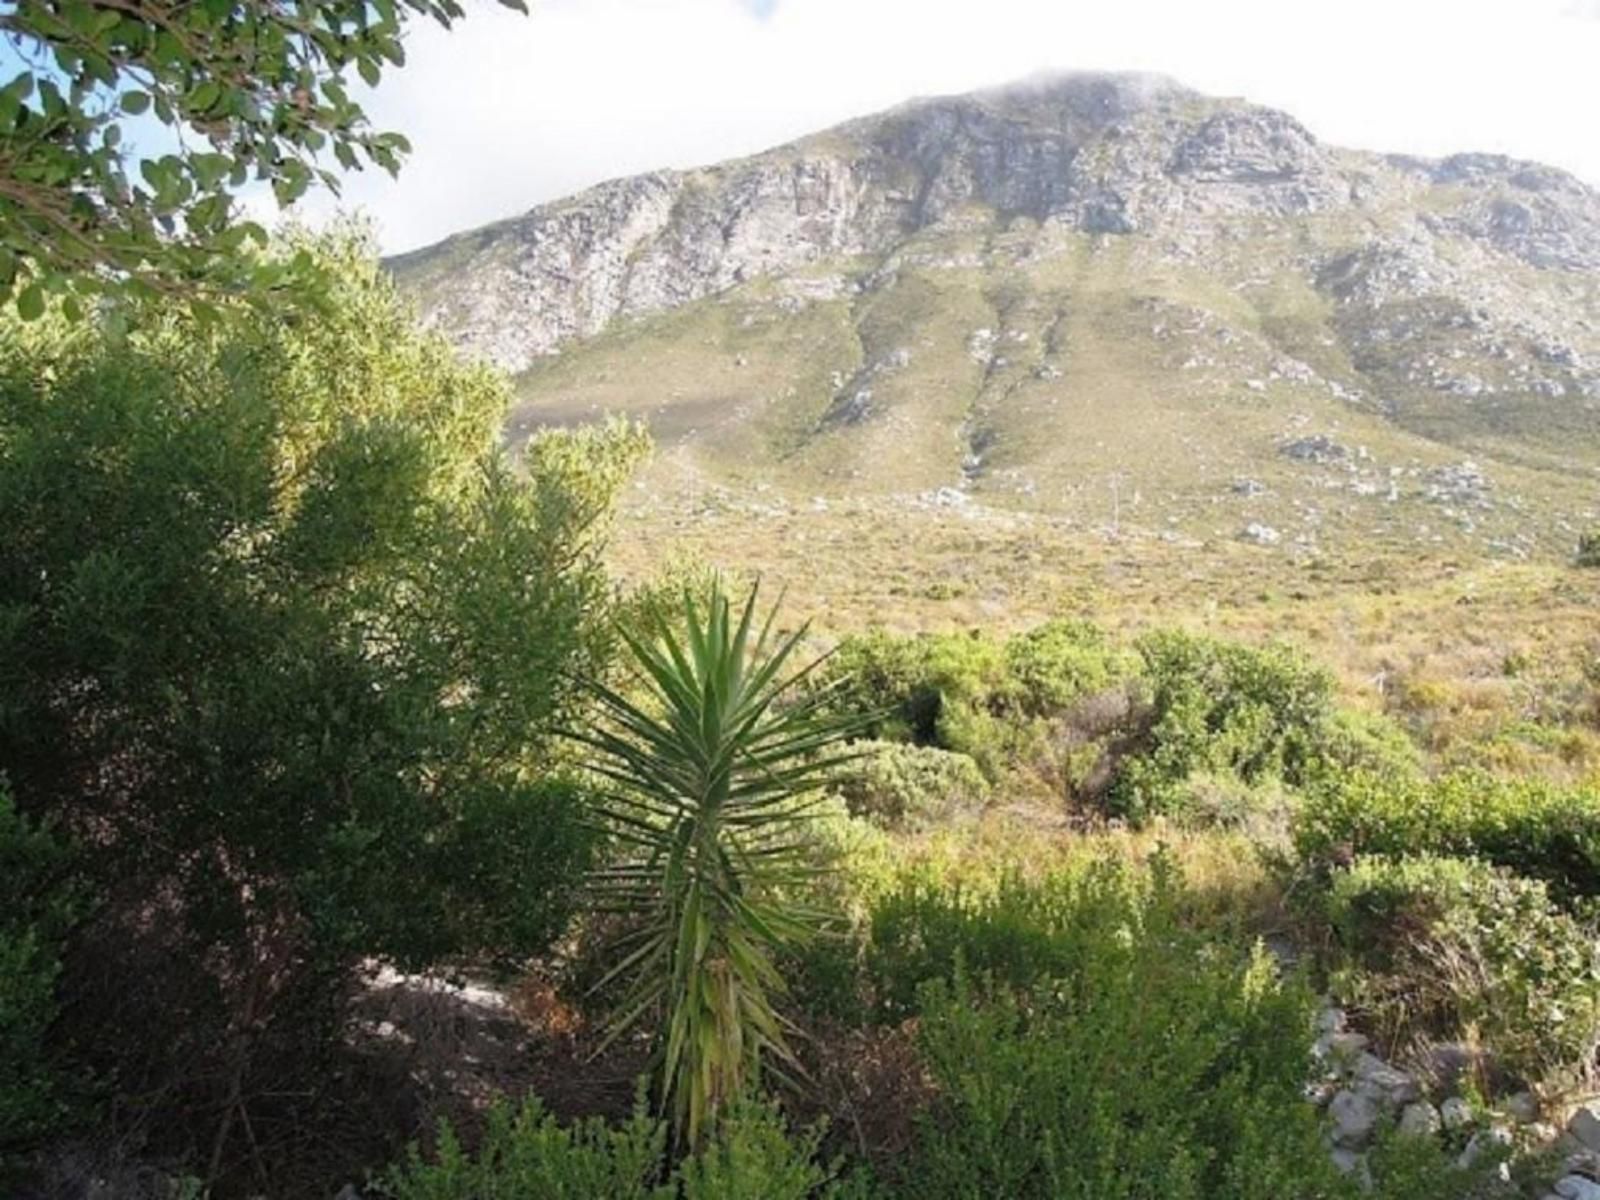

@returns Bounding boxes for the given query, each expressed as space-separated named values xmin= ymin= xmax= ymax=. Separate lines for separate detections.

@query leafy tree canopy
xmin=0 ymin=224 xmax=648 ymax=1183
xmin=0 ymin=0 xmax=522 ymax=315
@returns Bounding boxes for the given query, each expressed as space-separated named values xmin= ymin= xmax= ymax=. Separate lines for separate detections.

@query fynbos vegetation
xmin=3 ymin=26 xmax=1600 ymax=1200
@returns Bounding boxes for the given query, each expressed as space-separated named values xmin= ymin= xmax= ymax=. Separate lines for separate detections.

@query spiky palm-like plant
xmin=572 ymin=581 xmax=862 ymax=1145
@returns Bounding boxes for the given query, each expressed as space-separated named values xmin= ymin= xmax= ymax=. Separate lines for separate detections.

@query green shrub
xmin=675 ymin=1099 xmax=835 ymax=1200
xmin=818 ymin=621 xmax=1133 ymax=786
xmin=1294 ymin=771 xmax=1600 ymax=905
xmin=861 ymin=870 xmax=1091 ymax=1022
xmin=377 ymin=1091 xmax=672 ymax=1200
xmin=875 ymin=858 xmax=1497 ymax=1199
xmin=1576 ymin=531 xmax=1600 ymax=568
xmin=1321 ymin=854 xmax=1600 ymax=1086
xmin=819 ymin=623 xmax=1412 ymax=828
xmin=0 ymin=787 xmax=74 ymax=1157
xmin=0 ymin=229 xmax=648 ymax=1179
xmin=831 ymin=741 xmax=990 ymax=830
xmin=378 ymin=1091 xmax=841 ymax=1200
xmin=1317 ymin=708 xmax=1427 ymax=781
xmin=1002 ymin=618 xmax=1130 ymax=713
xmin=1107 ymin=630 xmax=1338 ymax=822
xmin=889 ymin=859 xmax=1346 ymax=1200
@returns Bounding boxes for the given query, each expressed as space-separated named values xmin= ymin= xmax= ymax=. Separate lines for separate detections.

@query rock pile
xmin=1312 ymin=1004 xmax=1600 ymax=1194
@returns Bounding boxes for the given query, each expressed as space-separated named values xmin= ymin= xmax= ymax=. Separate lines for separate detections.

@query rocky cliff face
xmin=393 ymin=72 xmax=1600 ymax=373
xmin=390 ymin=72 xmax=1600 ymax=556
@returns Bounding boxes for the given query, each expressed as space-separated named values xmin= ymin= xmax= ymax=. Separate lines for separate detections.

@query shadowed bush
xmin=0 ymin=787 xmax=74 ymax=1165
xmin=1319 ymin=854 xmax=1600 ymax=1087
xmin=0 ymin=228 xmax=648 ymax=1191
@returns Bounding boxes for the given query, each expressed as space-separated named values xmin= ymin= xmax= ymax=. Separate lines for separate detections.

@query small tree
xmin=573 ymin=582 xmax=863 ymax=1145
xmin=0 ymin=225 xmax=648 ymax=1186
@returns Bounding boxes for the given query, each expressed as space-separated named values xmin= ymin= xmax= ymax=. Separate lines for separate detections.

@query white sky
xmin=291 ymin=0 xmax=1600 ymax=255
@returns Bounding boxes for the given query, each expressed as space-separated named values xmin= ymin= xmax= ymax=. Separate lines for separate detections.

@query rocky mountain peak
xmin=390 ymin=74 xmax=1600 ymax=562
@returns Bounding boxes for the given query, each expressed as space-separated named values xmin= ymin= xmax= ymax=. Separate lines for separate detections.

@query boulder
xmin=1556 ymin=1176 xmax=1600 ymax=1200
xmin=1441 ymin=1096 xmax=1475 ymax=1130
xmin=1571 ymin=1106 xmax=1600 ymax=1153
xmin=1352 ymin=1052 xmax=1422 ymax=1106
xmin=1399 ymin=1102 xmax=1443 ymax=1138
xmin=1502 ymin=1091 xmax=1541 ymax=1124
xmin=1330 ymin=1088 xmax=1380 ymax=1147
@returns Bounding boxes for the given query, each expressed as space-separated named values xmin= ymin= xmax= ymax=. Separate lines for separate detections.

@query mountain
xmin=389 ymin=72 xmax=1600 ymax=559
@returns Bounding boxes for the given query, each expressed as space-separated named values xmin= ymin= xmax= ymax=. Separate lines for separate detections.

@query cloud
xmin=286 ymin=0 xmax=1600 ymax=255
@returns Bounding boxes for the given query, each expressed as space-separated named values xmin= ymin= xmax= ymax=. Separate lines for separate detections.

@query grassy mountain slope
xmin=392 ymin=72 xmax=1600 ymax=560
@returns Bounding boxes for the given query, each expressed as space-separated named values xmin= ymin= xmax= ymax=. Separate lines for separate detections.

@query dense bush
xmin=860 ymin=870 xmax=1094 ymax=1022
xmin=885 ymin=861 xmax=1342 ymax=1199
xmin=899 ymin=971 xmax=1346 ymax=1199
xmin=819 ymin=621 xmax=1414 ymax=826
xmin=817 ymin=620 xmax=1131 ymax=783
xmin=1295 ymin=771 xmax=1600 ymax=905
xmin=1106 ymin=629 xmax=1339 ymax=821
xmin=0 ymin=229 xmax=648 ymax=1187
xmin=830 ymin=741 xmax=990 ymax=830
xmin=1320 ymin=854 xmax=1600 ymax=1086
xmin=857 ymin=858 xmax=1501 ymax=1199
xmin=0 ymin=787 xmax=74 ymax=1160
xmin=377 ymin=1092 xmax=842 ymax=1200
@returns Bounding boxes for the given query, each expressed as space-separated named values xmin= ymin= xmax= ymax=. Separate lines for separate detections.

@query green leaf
xmin=120 ymin=90 xmax=150 ymax=114
xmin=187 ymin=81 xmax=222 ymax=112
xmin=17 ymin=283 xmax=45 ymax=320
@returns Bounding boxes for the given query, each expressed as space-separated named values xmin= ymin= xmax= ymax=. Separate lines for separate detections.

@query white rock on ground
xmin=1330 ymin=1089 xmax=1380 ymax=1147
xmin=1555 ymin=1175 xmax=1600 ymax=1200
xmin=1399 ymin=1102 xmax=1443 ymax=1138
xmin=1441 ymin=1096 xmax=1475 ymax=1130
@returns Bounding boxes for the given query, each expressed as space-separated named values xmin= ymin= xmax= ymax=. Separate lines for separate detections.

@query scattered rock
xmin=1425 ymin=461 xmax=1492 ymax=507
xmin=1399 ymin=1102 xmax=1443 ymax=1138
xmin=1555 ymin=1175 xmax=1600 ymax=1200
xmin=1241 ymin=521 xmax=1281 ymax=545
xmin=1503 ymin=1091 xmax=1541 ymax=1124
xmin=1280 ymin=435 xmax=1349 ymax=465
xmin=1568 ymin=1105 xmax=1600 ymax=1153
xmin=1441 ymin=1097 xmax=1476 ymax=1131
xmin=1313 ymin=1031 xmax=1369 ymax=1061
xmin=1353 ymin=1052 xmax=1422 ymax=1106
xmin=1330 ymin=1089 xmax=1380 ymax=1147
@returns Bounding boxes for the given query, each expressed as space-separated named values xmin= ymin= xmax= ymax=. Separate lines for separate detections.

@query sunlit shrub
xmin=831 ymin=741 xmax=990 ymax=831
xmin=1294 ymin=771 xmax=1600 ymax=905
xmin=1106 ymin=630 xmax=1339 ymax=822
xmin=377 ymin=1090 xmax=843 ymax=1200
xmin=890 ymin=860 xmax=1340 ymax=1199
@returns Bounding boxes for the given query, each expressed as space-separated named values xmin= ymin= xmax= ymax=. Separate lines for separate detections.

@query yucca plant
xmin=569 ymin=580 xmax=865 ymax=1145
